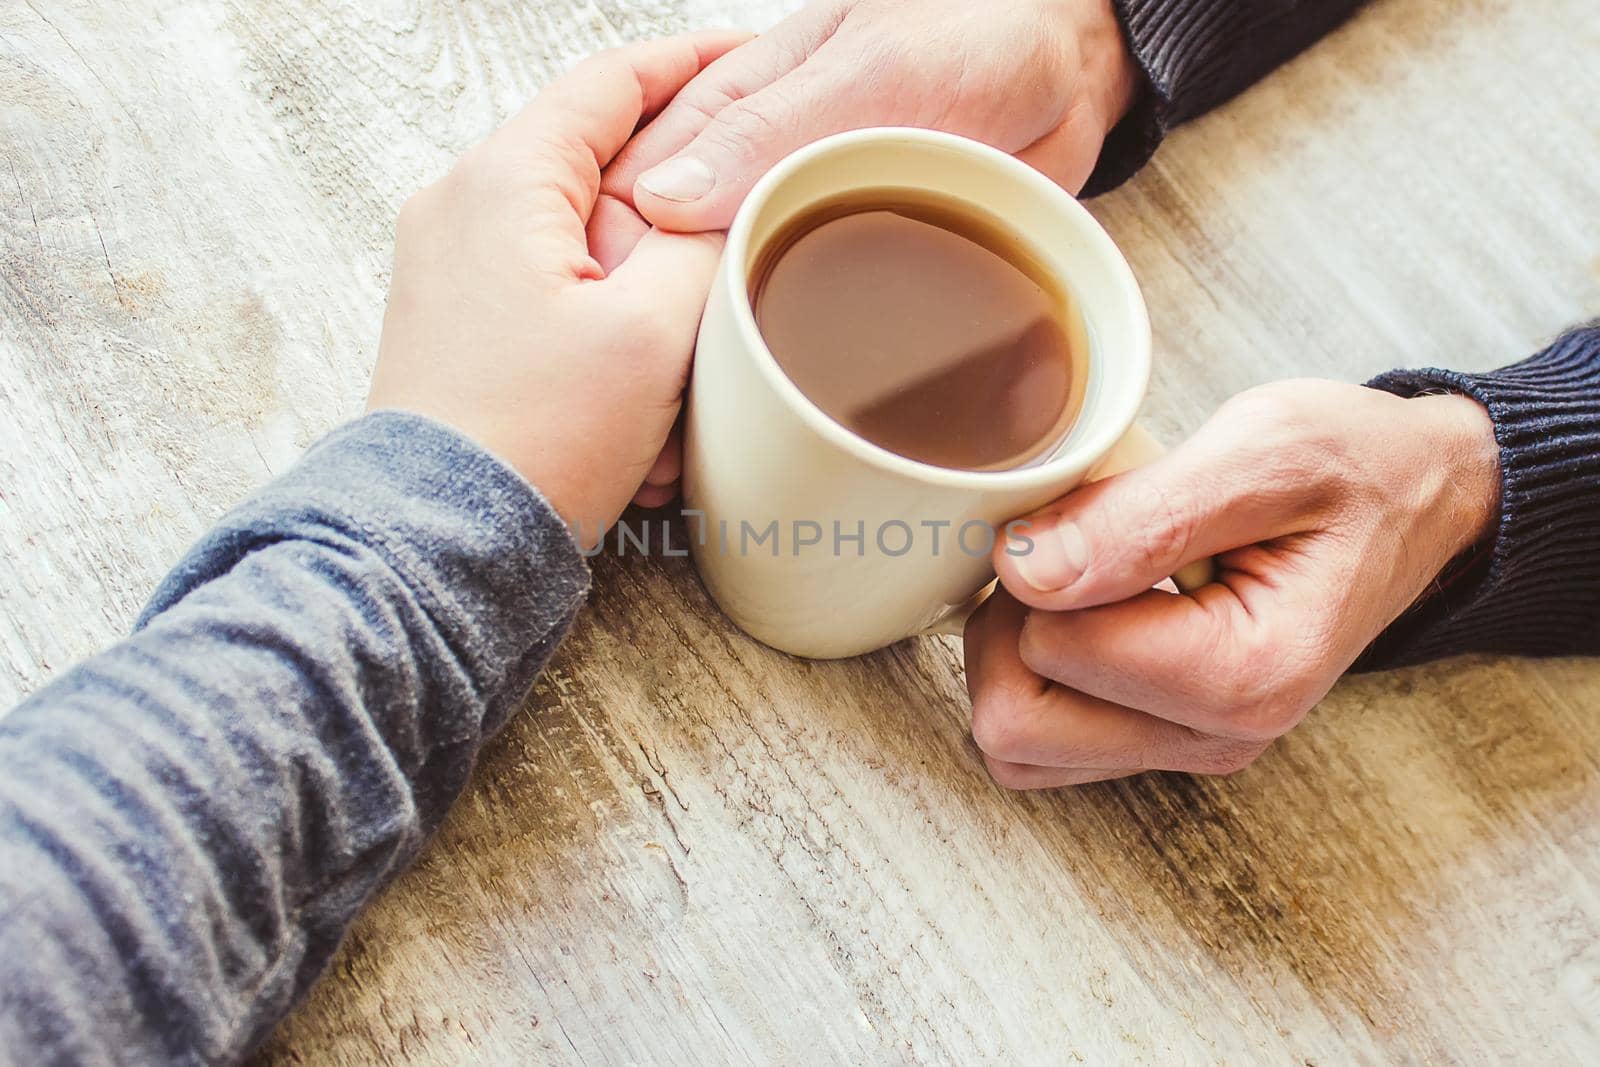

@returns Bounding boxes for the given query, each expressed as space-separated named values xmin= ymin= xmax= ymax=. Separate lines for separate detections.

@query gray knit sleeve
xmin=0 ymin=411 xmax=589 ymax=1064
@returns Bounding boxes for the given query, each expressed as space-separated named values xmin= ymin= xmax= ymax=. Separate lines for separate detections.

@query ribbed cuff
xmin=1359 ymin=325 xmax=1600 ymax=668
xmin=1084 ymin=0 xmax=1368 ymax=196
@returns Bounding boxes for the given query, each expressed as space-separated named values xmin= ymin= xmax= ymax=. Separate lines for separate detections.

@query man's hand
xmin=964 ymin=381 xmax=1502 ymax=789
xmin=602 ymin=0 xmax=1139 ymax=232
xmin=367 ymin=33 xmax=750 ymax=544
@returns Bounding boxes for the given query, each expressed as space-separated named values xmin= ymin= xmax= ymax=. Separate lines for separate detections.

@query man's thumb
xmin=993 ymin=443 xmax=1275 ymax=613
xmin=633 ymin=74 xmax=841 ymax=232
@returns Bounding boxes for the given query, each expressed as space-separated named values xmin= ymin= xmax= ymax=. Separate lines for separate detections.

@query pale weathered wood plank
xmin=2 ymin=0 xmax=1597 ymax=1063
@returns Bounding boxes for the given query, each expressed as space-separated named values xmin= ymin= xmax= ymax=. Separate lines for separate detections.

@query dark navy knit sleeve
xmin=1359 ymin=326 xmax=1600 ymax=667
xmin=0 ymin=412 xmax=590 ymax=1064
xmin=1084 ymin=0 xmax=1370 ymax=195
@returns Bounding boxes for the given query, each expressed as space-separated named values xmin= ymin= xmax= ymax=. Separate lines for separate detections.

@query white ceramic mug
xmin=683 ymin=127 xmax=1208 ymax=660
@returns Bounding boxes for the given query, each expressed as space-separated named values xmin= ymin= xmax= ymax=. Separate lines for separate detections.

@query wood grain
xmin=2 ymin=0 xmax=1598 ymax=1063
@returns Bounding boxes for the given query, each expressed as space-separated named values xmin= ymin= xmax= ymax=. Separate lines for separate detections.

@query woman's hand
xmin=602 ymin=0 xmax=1138 ymax=231
xmin=963 ymin=381 xmax=1502 ymax=789
xmin=367 ymin=33 xmax=750 ymax=544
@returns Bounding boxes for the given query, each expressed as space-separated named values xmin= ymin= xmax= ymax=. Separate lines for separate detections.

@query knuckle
xmin=1226 ymin=683 xmax=1308 ymax=742
xmin=1219 ymin=381 xmax=1314 ymax=433
xmin=1207 ymin=632 xmax=1304 ymax=741
xmin=1230 ymin=616 xmax=1336 ymax=739
xmin=1216 ymin=381 xmax=1352 ymax=487
xmin=674 ymin=89 xmax=736 ymax=132
xmin=969 ymin=685 xmax=1036 ymax=764
xmin=1120 ymin=481 xmax=1198 ymax=576
xmin=703 ymin=96 xmax=789 ymax=157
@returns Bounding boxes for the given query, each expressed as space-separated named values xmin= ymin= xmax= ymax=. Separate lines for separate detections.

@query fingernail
xmin=1011 ymin=521 xmax=1088 ymax=592
xmin=638 ymin=157 xmax=716 ymax=203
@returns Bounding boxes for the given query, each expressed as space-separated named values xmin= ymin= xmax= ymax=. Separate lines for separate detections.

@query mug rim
xmin=720 ymin=126 xmax=1152 ymax=493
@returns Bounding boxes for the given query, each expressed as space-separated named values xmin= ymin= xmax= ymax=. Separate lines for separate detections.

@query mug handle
xmin=921 ymin=422 xmax=1215 ymax=638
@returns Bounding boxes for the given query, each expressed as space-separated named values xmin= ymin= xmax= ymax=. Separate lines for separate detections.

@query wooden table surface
xmin=4 ymin=0 xmax=1599 ymax=1062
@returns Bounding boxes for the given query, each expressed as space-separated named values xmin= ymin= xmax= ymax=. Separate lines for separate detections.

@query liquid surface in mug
xmin=749 ymin=188 xmax=1089 ymax=471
